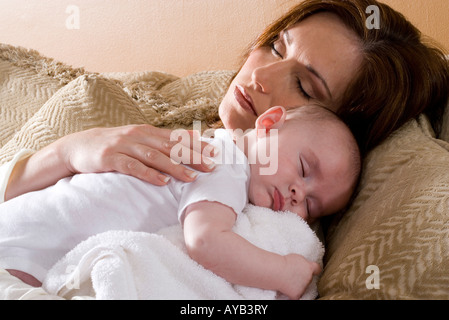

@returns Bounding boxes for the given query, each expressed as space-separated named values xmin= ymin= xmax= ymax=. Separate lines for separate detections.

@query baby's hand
xmin=279 ymin=254 xmax=322 ymax=300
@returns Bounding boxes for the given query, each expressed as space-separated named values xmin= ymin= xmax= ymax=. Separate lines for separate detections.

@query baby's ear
xmin=255 ymin=106 xmax=287 ymax=133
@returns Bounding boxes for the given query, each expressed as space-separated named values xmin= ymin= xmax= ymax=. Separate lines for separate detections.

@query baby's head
xmin=247 ymin=105 xmax=361 ymax=223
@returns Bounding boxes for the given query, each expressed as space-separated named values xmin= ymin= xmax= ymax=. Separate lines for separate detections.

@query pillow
xmin=318 ymin=116 xmax=449 ymax=299
xmin=0 ymin=74 xmax=149 ymax=165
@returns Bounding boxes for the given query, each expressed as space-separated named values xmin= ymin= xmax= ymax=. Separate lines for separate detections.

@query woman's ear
xmin=255 ymin=106 xmax=287 ymax=133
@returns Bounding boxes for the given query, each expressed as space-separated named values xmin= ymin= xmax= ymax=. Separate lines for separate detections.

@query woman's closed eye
xmin=296 ymin=77 xmax=311 ymax=100
xmin=270 ymin=40 xmax=283 ymax=58
xmin=270 ymin=41 xmax=312 ymax=100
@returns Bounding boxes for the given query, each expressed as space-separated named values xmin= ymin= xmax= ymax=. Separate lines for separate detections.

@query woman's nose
xmin=251 ymin=61 xmax=287 ymax=94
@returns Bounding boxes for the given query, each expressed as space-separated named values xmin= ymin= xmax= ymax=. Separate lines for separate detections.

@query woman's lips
xmin=273 ymin=188 xmax=285 ymax=212
xmin=234 ymin=85 xmax=257 ymax=116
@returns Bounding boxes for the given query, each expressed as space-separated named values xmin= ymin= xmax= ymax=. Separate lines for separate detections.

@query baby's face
xmin=247 ymin=116 xmax=356 ymax=223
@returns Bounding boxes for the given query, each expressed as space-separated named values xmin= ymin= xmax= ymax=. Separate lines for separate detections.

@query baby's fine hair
xmin=286 ymin=104 xmax=344 ymax=123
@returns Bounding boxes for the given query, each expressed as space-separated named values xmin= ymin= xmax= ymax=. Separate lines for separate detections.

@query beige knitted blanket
xmin=0 ymin=43 xmax=234 ymax=165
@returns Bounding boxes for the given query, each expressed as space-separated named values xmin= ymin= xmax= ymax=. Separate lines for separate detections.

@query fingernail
xmin=185 ymin=170 xmax=199 ymax=179
xmin=158 ymin=174 xmax=171 ymax=183
xmin=163 ymin=141 xmax=177 ymax=149
xmin=203 ymin=157 xmax=216 ymax=170
xmin=210 ymin=147 xmax=219 ymax=157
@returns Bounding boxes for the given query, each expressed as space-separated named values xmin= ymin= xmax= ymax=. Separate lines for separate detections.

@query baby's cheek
xmin=248 ymin=184 xmax=270 ymax=208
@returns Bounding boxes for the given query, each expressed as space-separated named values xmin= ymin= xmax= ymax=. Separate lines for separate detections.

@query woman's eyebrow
xmin=305 ymin=65 xmax=332 ymax=100
xmin=284 ymin=29 xmax=333 ymax=100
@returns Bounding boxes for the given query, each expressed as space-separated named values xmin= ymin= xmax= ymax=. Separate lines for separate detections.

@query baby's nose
xmin=289 ymin=184 xmax=306 ymax=206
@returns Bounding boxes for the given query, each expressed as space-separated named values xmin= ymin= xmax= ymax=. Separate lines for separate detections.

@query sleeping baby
xmin=0 ymin=105 xmax=360 ymax=300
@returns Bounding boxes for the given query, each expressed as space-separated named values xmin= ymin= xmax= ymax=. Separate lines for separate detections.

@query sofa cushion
xmin=318 ymin=116 xmax=449 ymax=299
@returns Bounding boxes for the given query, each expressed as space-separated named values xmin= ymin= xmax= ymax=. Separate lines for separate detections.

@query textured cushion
xmin=318 ymin=116 xmax=449 ymax=299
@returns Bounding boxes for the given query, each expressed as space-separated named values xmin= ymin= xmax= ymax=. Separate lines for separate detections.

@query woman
xmin=2 ymin=0 xmax=448 ymax=203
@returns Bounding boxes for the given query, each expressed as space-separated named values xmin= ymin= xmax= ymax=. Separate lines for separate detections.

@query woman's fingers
xmin=174 ymin=130 xmax=217 ymax=172
xmin=62 ymin=124 xmax=217 ymax=185
xmin=129 ymin=125 xmax=217 ymax=174
xmin=109 ymin=153 xmax=176 ymax=186
xmin=101 ymin=125 xmax=217 ymax=184
xmin=115 ymin=145 xmax=201 ymax=184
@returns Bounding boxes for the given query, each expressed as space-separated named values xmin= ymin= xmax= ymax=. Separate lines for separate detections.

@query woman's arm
xmin=183 ymin=201 xmax=321 ymax=300
xmin=5 ymin=145 xmax=70 ymax=201
xmin=4 ymin=124 xmax=215 ymax=201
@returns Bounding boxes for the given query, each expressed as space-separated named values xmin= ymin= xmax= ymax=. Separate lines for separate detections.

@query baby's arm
xmin=183 ymin=201 xmax=321 ymax=300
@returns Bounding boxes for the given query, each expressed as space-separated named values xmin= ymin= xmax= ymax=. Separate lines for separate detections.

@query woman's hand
xmin=5 ymin=124 xmax=215 ymax=201
xmin=57 ymin=124 xmax=216 ymax=185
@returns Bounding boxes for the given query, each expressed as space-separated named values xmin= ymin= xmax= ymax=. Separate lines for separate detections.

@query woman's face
xmin=219 ymin=12 xmax=363 ymax=130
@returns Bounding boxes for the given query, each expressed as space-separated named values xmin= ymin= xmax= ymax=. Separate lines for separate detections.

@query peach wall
xmin=0 ymin=0 xmax=448 ymax=76
xmin=384 ymin=0 xmax=449 ymax=49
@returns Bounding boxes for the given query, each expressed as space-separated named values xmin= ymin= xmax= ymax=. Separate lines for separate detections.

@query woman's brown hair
xmin=247 ymin=0 xmax=449 ymax=154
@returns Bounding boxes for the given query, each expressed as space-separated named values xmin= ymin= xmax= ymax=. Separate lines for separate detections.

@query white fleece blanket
xmin=42 ymin=204 xmax=324 ymax=300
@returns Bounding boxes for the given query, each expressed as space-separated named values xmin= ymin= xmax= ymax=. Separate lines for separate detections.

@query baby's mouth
xmin=272 ymin=188 xmax=285 ymax=211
